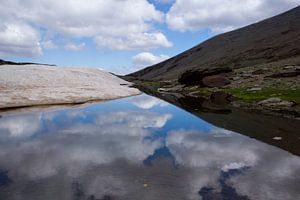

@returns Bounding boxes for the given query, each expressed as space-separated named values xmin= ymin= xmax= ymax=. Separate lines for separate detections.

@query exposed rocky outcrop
xmin=0 ymin=64 xmax=141 ymax=109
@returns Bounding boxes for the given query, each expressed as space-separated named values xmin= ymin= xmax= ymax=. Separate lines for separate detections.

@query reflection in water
xmin=0 ymin=94 xmax=299 ymax=200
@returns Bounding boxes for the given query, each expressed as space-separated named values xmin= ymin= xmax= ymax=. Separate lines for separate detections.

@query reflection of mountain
xmin=166 ymin=129 xmax=300 ymax=200
xmin=199 ymin=167 xmax=250 ymax=200
xmin=0 ymin=96 xmax=299 ymax=200
xmin=143 ymin=146 xmax=177 ymax=167
xmin=143 ymin=91 xmax=300 ymax=156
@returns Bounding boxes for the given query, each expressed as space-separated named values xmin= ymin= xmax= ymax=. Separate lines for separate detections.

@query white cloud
xmin=64 ymin=42 xmax=85 ymax=51
xmin=133 ymin=52 xmax=170 ymax=69
xmin=166 ymin=0 xmax=299 ymax=32
xmin=42 ymin=40 xmax=57 ymax=49
xmin=94 ymin=32 xmax=172 ymax=50
xmin=0 ymin=22 xmax=42 ymax=57
xmin=0 ymin=0 xmax=171 ymax=57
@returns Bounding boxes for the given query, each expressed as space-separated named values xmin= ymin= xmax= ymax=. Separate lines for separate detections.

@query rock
xmin=0 ymin=64 xmax=141 ymax=109
xmin=258 ymin=98 xmax=296 ymax=107
xmin=252 ymin=69 xmax=268 ymax=75
xmin=157 ymin=88 xmax=167 ymax=92
xmin=247 ymin=87 xmax=262 ymax=92
xmin=232 ymin=76 xmax=240 ymax=81
xmin=272 ymin=137 xmax=282 ymax=140
xmin=283 ymin=66 xmax=295 ymax=70
xmin=202 ymin=75 xmax=231 ymax=87
xmin=268 ymin=71 xmax=300 ymax=78
xmin=241 ymin=73 xmax=253 ymax=78
xmin=178 ymin=67 xmax=232 ymax=85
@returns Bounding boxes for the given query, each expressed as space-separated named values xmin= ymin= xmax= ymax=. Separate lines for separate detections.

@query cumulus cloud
xmin=133 ymin=52 xmax=170 ymax=69
xmin=64 ymin=42 xmax=85 ymax=51
xmin=0 ymin=22 xmax=42 ymax=57
xmin=0 ymin=0 xmax=171 ymax=57
xmin=166 ymin=0 xmax=299 ymax=32
xmin=95 ymin=32 xmax=172 ymax=50
xmin=41 ymin=40 xmax=57 ymax=49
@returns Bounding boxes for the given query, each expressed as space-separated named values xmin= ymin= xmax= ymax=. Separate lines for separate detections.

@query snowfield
xmin=0 ymin=64 xmax=141 ymax=109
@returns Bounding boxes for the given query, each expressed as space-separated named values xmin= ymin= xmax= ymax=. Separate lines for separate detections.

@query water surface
xmin=0 ymin=94 xmax=299 ymax=200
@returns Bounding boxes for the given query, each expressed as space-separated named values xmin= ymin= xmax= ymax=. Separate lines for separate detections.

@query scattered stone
xmin=157 ymin=88 xmax=166 ymax=92
xmin=247 ymin=87 xmax=262 ymax=92
xmin=232 ymin=76 xmax=240 ymax=81
xmin=241 ymin=73 xmax=253 ymax=78
xmin=283 ymin=66 xmax=295 ymax=70
xmin=258 ymin=98 xmax=296 ymax=107
xmin=272 ymin=137 xmax=282 ymax=140
xmin=252 ymin=69 xmax=268 ymax=75
xmin=202 ymin=75 xmax=231 ymax=87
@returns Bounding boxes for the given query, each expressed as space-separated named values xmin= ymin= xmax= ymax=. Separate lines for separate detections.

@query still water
xmin=0 ymin=94 xmax=299 ymax=200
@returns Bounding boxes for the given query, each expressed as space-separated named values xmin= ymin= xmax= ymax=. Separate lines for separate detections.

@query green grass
xmin=197 ymin=88 xmax=214 ymax=97
xmin=142 ymin=81 xmax=162 ymax=88
xmin=226 ymin=87 xmax=300 ymax=103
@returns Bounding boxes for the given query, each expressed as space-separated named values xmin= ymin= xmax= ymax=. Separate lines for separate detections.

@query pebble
xmin=247 ymin=87 xmax=262 ymax=92
xmin=272 ymin=137 xmax=282 ymax=140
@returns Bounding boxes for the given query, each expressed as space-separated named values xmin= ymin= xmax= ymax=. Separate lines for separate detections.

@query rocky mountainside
xmin=128 ymin=6 xmax=300 ymax=81
xmin=126 ymin=6 xmax=300 ymax=119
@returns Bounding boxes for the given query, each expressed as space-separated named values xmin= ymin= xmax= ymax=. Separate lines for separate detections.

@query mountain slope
xmin=128 ymin=6 xmax=300 ymax=81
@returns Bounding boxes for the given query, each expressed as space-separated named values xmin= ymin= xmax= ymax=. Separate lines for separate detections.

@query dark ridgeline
xmin=127 ymin=6 xmax=300 ymax=81
xmin=0 ymin=59 xmax=55 ymax=66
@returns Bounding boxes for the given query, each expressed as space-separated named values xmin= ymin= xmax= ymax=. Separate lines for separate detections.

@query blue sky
xmin=0 ymin=0 xmax=299 ymax=74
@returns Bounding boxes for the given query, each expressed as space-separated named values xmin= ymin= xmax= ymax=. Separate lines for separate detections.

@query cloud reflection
xmin=132 ymin=94 xmax=168 ymax=109
xmin=0 ymin=96 xmax=299 ymax=200
xmin=166 ymin=129 xmax=300 ymax=200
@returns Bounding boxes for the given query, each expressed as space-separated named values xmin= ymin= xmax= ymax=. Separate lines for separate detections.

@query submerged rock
xmin=210 ymin=91 xmax=233 ymax=105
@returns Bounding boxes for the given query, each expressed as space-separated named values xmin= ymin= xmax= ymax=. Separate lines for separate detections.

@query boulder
xmin=258 ymin=98 xmax=296 ymax=107
xmin=178 ymin=67 xmax=232 ymax=85
xmin=202 ymin=75 xmax=231 ymax=87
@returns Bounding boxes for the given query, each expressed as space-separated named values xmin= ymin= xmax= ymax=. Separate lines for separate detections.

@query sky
xmin=0 ymin=0 xmax=299 ymax=74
